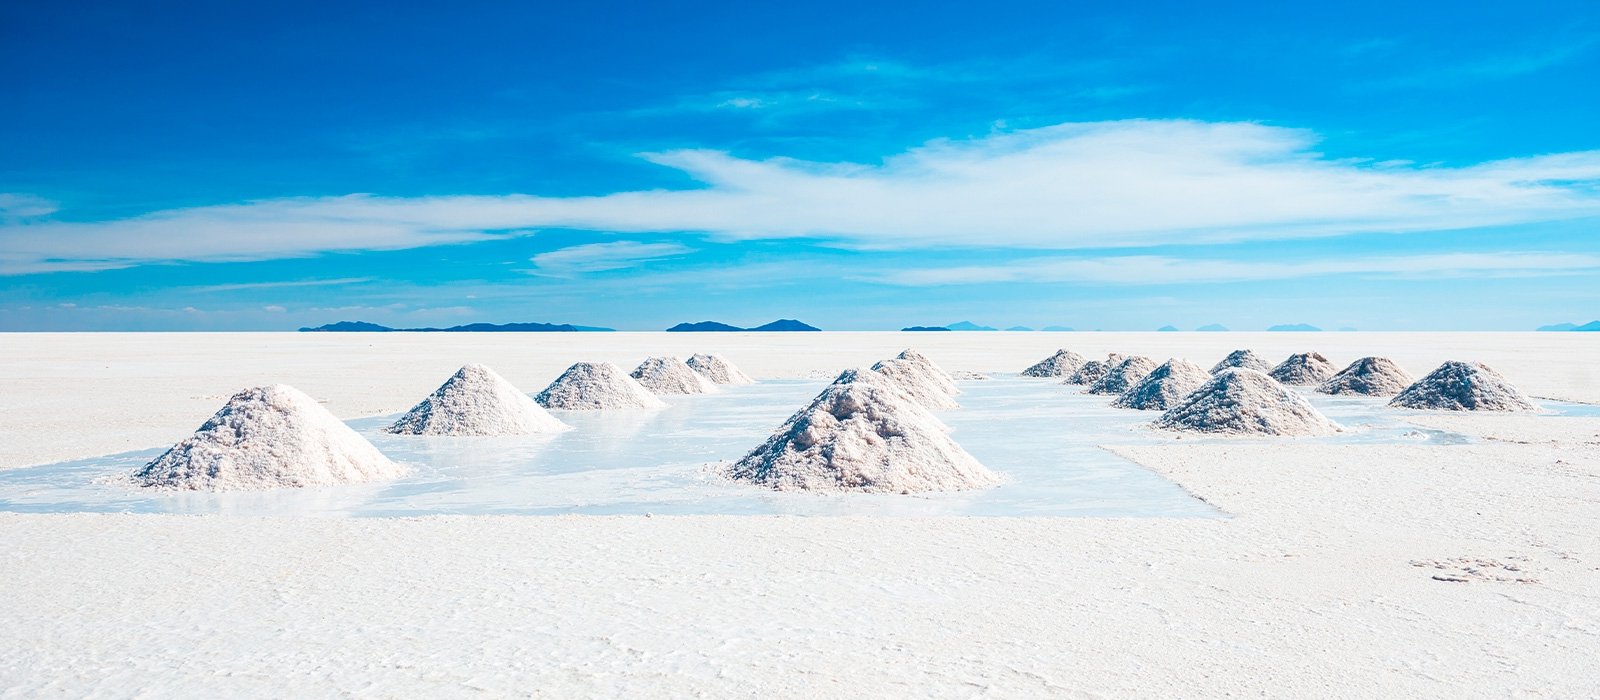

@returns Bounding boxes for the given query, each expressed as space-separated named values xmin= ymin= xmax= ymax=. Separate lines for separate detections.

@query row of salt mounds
xmin=536 ymin=362 xmax=667 ymax=410
xmin=1389 ymin=361 xmax=1539 ymax=412
xmin=386 ymin=364 xmax=569 ymax=436
xmin=1269 ymin=351 xmax=1337 ymax=385
xmin=1021 ymin=348 xmax=1087 ymax=377
xmin=1112 ymin=359 xmax=1210 ymax=410
xmin=1317 ymin=357 xmax=1413 ymax=396
xmin=133 ymin=384 xmax=406 ymax=491
xmin=687 ymin=353 xmax=754 ymax=385
xmin=632 ymin=356 xmax=719 ymax=395
xmin=1211 ymin=349 xmax=1272 ymax=374
xmin=721 ymin=368 xmax=1000 ymax=493
xmin=1066 ymin=353 xmax=1125 ymax=385
xmin=868 ymin=349 xmax=961 ymax=410
xmin=1154 ymin=369 xmax=1342 ymax=436
xmin=1086 ymin=355 xmax=1159 ymax=395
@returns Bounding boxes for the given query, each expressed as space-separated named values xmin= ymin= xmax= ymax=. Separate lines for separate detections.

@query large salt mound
xmin=1112 ymin=358 xmax=1210 ymax=410
xmin=1210 ymin=349 xmax=1272 ymax=374
xmin=722 ymin=369 xmax=999 ymax=493
xmin=1269 ymin=352 xmax=1337 ymax=385
xmin=686 ymin=353 xmax=754 ymax=385
xmin=535 ymin=362 xmax=668 ymax=410
xmin=1065 ymin=353 xmax=1125 ymax=385
xmin=1317 ymin=357 xmax=1414 ymax=397
xmin=386 ymin=364 xmax=569 ymax=436
xmin=132 ymin=384 xmax=405 ymax=491
xmin=1086 ymin=356 xmax=1159 ymax=395
xmin=1155 ymin=368 xmax=1342 ymax=436
xmin=1021 ymin=349 xmax=1087 ymax=377
xmin=1389 ymin=361 xmax=1538 ymax=412
xmin=632 ymin=356 xmax=719 ymax=395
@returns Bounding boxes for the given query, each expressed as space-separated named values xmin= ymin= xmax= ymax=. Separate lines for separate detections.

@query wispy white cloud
xmin=5 ymin=119 xmax=1600 ymax=274
xmin=0 ymin=193 xmax=59 ymax=219
xmin=188 ymin=277 xmax=375 ymax=293
xmin=527 ymin=241 xmax=692 ymax=276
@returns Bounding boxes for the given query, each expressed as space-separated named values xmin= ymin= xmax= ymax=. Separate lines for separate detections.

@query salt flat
xmin=0 ymin=331 xmax=1597 ymax=696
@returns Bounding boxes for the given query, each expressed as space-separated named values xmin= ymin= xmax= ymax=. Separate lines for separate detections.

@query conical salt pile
xmin=1086 ymin=355 xmax=1159 ymax=395
xmin=1317 ymin=357 xmax=1414 ymax=396
xmin=1155 ymin=369 xmax=1342 ymax=436
xmin=1389 ymin=361 xmax=1538 ymax=412
xmin=722 ymin=369 xmax=999 ymax=493
xmin=535 ymin=362 xmax=668 ymax=410
xmin=1065 ymin=353 xmax=1125 ymax=385
xmin=687 ymin=353 xmax=754 ymax=385
xmin=133 ymin=384 xmax=406 ymax=491
xmin=386 ymin=364 xmax=569 ymax=436
xmin=867 ymin=349 xmax=961 ymax=410
xmin=1211 ymin=349 xmax=1272 ymax=374
xmin=1269 ymin=352 xmax=1337 ymax=385
xmin=1021 ymin=349 xmax=1087 ymax=377
xmin=632 ymin=356 xmax=719 ymax=395
xmin=1112 ymin=358 xmax=1210 ymax=410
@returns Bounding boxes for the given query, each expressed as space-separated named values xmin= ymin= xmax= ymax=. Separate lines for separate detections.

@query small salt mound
xmin=1389 ymin=361 xmax=1538 ymax=412
xmin=867 ymin=357 xmax=960 ymax=410
xmin=1269 ymin=352 xmax=1337 ymax=385
xmin=722 ymin=369 xmax=999 ymax=493
xmin=632 ymin=356 xmax=719 ymax=395
xmin=133 ymin=384 xmax=405 ymax=491
xmin=1317 ymin=357 xmax=1414 ymax=396
xmin=1021 ymin=349 xmax=1087 ymax=377
xmin=686 ymin=353 xmax=754 ymax=385
xmin=1155 ymin=368 xmax=1342 ymax=436
xmin=1065 ymin=353 xmax=1125 ymax=385
xmin=892 ymin=349 xmax=960 ymax=393
xmin=535 ymin=362 xmax=668 ymax=410
xmin=1210 ymin=349 xmax=1272 ymax=374
xmin=1112 ymin=358 xmax=1210 ymax=410
xmin=386 ymin=364 xmax=569 ymax=436
xmin=1086 ymin=355 xmax=1159 ymax=395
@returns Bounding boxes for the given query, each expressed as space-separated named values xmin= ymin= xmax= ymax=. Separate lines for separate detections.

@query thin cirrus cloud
xmin=4 ymin=119 xmax=1600 ymax=274
xmin=526 ymin=241 xmax=693 ymax=276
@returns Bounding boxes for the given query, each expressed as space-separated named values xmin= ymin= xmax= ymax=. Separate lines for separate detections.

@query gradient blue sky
xmin=3 ymin=0 xmax=1598 ymax=330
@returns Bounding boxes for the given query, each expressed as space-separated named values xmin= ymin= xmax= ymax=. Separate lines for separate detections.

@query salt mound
xmin=535 ymin=362 xmax=668 ymax=410
xmin=1112 ymin=358 xmax=1210 ymax=410
xmin=722 ymin=369 xmax=999 ymax=493
xmin=1389 ymin=361 xmax=1538 ymax=412
xmin=1065 ymin=353 xmax=1125 ymax=385
xmin=631 ymin=356 xmax=719 ymax=395
xmin=865 ymin=349 xmax=961 ymax=410
xmin=1086 ymin=355 xmax=1159 ymax=395
xmin=1021 ymin=349 xmax=1087 ymax=377
xmin=133 ymin=384 xmax=405 ymax=491
xmin=1210 ymin=349 xmax=1272 ymax=374
xmin=892 ymin=349 xmax=959 ymax=393
xmin=1269 ymin=352 xmax=1337 ymax=385
xmin=686 ymin=353 xmax=754 ymax=385
xmin=1155 ymin=369 xmax=1342 ymax=436
xmin=1317 ymin=357 xmax=1414 ymax=396
xmin=386 ymin=364 xmax=569 ymax=436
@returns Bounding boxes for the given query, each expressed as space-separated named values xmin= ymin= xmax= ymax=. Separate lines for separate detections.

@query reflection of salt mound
xmin=868 ymin=349 xmax=960 ymax=409
xmin=723 ymin=370 xmax=999 ymax=493
xmin=133 ymin=384 xmax=405 ymax=491
xmin=1269 ymin=352 xmax=1337 ymax=385
xmin=1065 ymin=353 xmax=1125 ymax=385
xmin=1211 ymin=349 xmax=1271 ymax=374
xmin=1112 ymin=358 xmax=1210 ymax=410
xmin=1021 ymin=349 xmax=1087 ymax=377
xmin=1086 ymin=356 xmax=1159 ymax=395
xmin=632 ymin=356 xmax=719 ymax=395
xmin=1155 ymin=369 xmax=1342 ymax=436
xmin=686 ymin=353 xmax=754 ymax=385
xmin=1317 ymin=357 xmax=1414 ymax=396
xmin=535 ymin=362 xmax=668 ymax=410
xmin=386 ymin=364 xmax=568 ymax=436
xmin=1389 ymin=361 xmax=1538 ymax=412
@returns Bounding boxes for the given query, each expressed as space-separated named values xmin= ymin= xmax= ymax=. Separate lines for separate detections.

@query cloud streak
xmin=527 ymin=241 xmax=692 ymax=276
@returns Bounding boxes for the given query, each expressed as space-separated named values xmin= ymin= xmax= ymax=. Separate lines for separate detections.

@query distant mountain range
xmin=1195 ymin=323 xmax=1229 ymax=332
xmin=901 ymin=326 xmax=952 ymax=332
xmin=299 ymin=320 xmax=613 ymax=332
xmin=665 ymin=319 xmax=821 ymax=332
xmin=1537 ymin=320 xmax=1600 ymax=331
xmin=1005 ymin=326 xmax=1033 ymax=331
xmin=1157 ymin=325 xmax=1179 ymax=332
xmin=1267 ymin=323 xmax=1322 ymax=332
xmin=944 ymin=321 xmax=997 ymax=331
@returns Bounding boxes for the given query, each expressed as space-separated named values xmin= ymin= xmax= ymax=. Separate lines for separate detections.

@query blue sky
xmin=2 ymin=0 xmax=1598 ymax=330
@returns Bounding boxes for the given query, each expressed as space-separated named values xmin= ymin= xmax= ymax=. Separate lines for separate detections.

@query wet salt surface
xmin=2 ymin=377 xmax=1594 ymax=517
